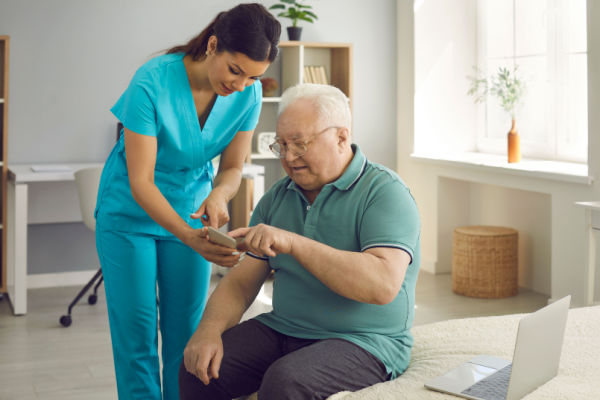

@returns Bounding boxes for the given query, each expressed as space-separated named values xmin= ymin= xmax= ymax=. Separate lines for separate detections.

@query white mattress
xmin=328 ymin=305 xmax=600 ymax=400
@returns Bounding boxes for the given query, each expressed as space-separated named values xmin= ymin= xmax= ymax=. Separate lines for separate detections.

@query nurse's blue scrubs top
xmin=95 ymin=53 xmax=262 ymax=236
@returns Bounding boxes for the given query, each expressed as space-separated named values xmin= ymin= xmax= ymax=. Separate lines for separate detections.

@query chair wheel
xmin=60 ymin=315 xmax=72 ymax=327
xmin=88 ymin=294 xmax=98 ymax=305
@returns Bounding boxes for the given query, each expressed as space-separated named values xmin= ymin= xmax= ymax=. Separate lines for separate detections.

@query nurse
xmin=94 ymin=4 xmax=280 ymax=399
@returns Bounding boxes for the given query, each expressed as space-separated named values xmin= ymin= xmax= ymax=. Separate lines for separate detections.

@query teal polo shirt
xmin=249 ymin=145 xmax=420 ymax=378
xmin=95 ymin=53 xmax=262 ymax=235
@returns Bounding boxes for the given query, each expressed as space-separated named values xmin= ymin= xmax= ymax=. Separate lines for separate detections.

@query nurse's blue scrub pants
xmin=96 ymin=227 xmax=210 ymax=400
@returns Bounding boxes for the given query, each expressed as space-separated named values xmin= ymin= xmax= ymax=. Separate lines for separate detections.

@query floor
xmin=0 ymin=271 xmax=548 ymax=399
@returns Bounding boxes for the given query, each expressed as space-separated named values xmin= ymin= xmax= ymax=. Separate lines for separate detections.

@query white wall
xmin=414 ymin=0 xmax=477 ymax=154
xmin=398 ymin=0 xmax=600 ymax=307
xmin=0 ymin=0 xmax=397 ymax=276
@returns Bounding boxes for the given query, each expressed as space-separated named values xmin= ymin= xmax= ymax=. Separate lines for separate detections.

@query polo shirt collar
xmin=332 ymin=144 xmax=367 ymax=190
xmin=286 ymin=144 xmax=367 ymax=193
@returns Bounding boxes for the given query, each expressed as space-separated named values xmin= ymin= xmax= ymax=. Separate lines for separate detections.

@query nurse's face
xmin=206 ymin=37 xmax=270 ymax=96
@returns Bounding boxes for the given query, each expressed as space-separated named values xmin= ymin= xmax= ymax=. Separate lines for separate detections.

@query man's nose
xmin=284 ymin=148 xmax=299 ymax=162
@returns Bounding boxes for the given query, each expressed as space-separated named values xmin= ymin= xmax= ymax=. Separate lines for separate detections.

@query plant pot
xmin=507 ymin=119 xmax=521 ymax=163
xmin=287 ymin=26 xmax=302 ymax=41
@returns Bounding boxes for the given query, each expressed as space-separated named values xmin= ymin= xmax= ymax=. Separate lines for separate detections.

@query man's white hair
xmin=278 ymin=83 xmax=351 ymax=129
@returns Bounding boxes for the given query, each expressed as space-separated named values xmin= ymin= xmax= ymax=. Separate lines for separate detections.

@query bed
xmin=328 ymin=305 xmax=600 ymax=400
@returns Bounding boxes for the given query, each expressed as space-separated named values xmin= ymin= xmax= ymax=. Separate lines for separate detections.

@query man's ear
xmin=337 ymin=127 xmax=351 ymax=147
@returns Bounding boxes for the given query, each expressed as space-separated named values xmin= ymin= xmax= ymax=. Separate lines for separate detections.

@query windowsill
xmin=410 ymin=151 xmax=592 ymax=185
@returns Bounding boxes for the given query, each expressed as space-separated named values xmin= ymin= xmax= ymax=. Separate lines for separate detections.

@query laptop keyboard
xmin=461 ymin=364 xmax=512 ymax=400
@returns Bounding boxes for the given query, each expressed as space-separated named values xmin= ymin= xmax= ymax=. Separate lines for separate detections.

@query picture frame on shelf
xmin=256 ymin=131 xmax=276 ymax=155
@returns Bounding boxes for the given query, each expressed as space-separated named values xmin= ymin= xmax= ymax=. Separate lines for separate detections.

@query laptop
xmin=424 ymin=295 xmax=571 ymax=400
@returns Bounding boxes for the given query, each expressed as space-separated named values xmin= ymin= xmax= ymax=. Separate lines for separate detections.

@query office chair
xmin=59 ymin=166 xmax=104 ymax=327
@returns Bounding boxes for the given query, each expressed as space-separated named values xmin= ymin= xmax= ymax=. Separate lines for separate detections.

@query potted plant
xmin=467 ymin=66 xmax=526 ymax=163
xmin=269 ymin=0 xmax=317 ymax=41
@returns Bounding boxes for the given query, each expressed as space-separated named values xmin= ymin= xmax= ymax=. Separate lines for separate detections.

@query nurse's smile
xmin=221 ymin=84 xmax=234 ymax=95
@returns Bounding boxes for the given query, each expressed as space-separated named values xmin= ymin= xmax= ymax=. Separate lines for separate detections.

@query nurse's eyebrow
xmin=232 ymin=63 xmax=263 ymax=79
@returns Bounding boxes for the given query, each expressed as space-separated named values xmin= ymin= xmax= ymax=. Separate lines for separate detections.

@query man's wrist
xmin=197 ymin=320 xmax=226 ymax=337
xmin=288 ymin=231 xmax=303 ymax=257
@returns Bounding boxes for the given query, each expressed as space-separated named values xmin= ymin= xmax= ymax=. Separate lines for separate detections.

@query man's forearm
xmin=196 ymin=276 xmax=250 ymax=334
xmin=196 ymin=259 xmax=270 ymax=334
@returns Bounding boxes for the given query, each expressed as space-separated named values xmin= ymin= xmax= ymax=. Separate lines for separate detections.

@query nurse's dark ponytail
xmin=166 ymin=3 xmax=281 ymax=62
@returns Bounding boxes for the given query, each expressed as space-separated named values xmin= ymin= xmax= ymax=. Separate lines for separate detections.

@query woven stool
xmin=452 ymin=226 xmax=518 ymax=298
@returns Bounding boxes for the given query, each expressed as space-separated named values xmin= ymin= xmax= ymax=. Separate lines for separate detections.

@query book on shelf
xmin=310 ymin=66 xmax=319 ymax=83
xmin=303 ymin=65 xmax=314 ymax=84
xmin=317 ymin=66 xmax=328 ymax=84
xmin=302 ymin=65 xmax=328 ymax=85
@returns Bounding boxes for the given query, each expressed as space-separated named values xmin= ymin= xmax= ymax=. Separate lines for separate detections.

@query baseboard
xmin=27 ymin=269 xmax=99 ymax=289
xmin=420 ymin=258 xmax=438 ymax=274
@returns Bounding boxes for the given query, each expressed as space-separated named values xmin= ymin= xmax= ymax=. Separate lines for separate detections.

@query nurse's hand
xmin=185 ymin=227 xmax=242 ymax=267
xmin=191 ymin=190 xmax=230 ymax=228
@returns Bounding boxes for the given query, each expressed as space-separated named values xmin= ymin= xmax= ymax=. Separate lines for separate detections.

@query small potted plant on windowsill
xmin=467 ymin=66 xmax=527 ymax=163
xmin=269 ymin=0 xmax=317 ymax=41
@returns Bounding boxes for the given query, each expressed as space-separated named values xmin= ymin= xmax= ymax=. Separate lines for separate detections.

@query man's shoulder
xmin=357 ymin=160 xmax=409 ymax=193
xmin=262 ymin=176 xmax=293 ymax=202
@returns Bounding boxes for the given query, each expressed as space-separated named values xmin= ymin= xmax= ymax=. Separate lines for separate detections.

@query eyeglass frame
xmin=268 ymin=126 xmax=342 ymax=159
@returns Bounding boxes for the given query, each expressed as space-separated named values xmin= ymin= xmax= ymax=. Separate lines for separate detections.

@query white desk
xmin=6 ymin=163 xmax=103 ymax=315
xmin=575 ymin=201 xmax=600 ymax=306
xmin=5 ymin=162 xmax=264 ymax=315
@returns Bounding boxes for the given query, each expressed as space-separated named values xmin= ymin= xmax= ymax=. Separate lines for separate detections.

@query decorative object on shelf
xmin=256 ymin=131 xmax=277 ymax=155
xmin=269 ymin=0 xmax=317 ymax=41
xmin=260 ymin=77 xmax=279 ymax=97
xmin=467 ymin=66 xmax=527 ymax=163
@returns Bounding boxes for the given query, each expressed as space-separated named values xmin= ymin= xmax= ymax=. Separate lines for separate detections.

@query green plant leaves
xmin=269 ymin=0 xmax=317 ymax=26
xmin=467 ymin=66 xmax=526 ymax=118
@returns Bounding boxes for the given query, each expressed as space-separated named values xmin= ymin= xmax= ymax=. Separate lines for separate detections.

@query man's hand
xmin=183 ymin=327 xmax=224 ymax=385
xmin=230 ymin=224 xmax=295 ymax=257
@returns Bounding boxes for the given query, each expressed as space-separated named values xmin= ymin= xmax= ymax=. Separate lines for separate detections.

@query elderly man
xmin=179 ymin=83 xmax=420 ymax=400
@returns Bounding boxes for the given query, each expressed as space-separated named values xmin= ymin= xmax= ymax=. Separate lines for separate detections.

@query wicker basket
xmin=452 ymin=226 xmax=518 ymax=298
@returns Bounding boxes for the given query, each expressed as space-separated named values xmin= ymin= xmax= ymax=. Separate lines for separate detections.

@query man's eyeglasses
xmin=269 ymin=126 xmax=341 ymax=159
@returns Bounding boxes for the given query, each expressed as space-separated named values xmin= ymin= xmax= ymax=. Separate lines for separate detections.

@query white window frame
xmin=475 ymin=0 xmax=588 ymax=163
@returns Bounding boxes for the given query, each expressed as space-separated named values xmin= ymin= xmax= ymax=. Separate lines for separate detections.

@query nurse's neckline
xmin=182 ymin=55 xmax=214 ymax=93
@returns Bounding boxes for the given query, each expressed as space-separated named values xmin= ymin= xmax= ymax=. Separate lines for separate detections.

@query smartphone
xmin=207 ymin=226 xmax=238 ymax=248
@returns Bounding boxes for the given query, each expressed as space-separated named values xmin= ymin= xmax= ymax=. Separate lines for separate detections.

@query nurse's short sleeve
xmin=359 ymin=180 xmax=420 ymax=262
xmin=239 ymin=81 xmax=263 ymax=132
xmin=110 ymin=67 xmax=158 ymax=137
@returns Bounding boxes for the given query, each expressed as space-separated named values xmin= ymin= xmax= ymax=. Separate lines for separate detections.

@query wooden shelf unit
xmin=0 ymin=36 xmax=9 ymax=293
xmin=252 ymin=41 xmax=353 ymax=190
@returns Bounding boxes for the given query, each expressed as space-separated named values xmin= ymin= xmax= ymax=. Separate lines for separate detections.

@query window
xmin=476 ymin=0 xmax=587 ymax=162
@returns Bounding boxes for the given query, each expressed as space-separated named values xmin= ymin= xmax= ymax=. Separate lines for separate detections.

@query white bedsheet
xmin=329 ymin=305 xmax=600 ymax=400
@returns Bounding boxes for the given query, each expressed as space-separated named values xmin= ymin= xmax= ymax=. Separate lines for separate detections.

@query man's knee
xmin=258 ymin=360 xmax=315 ymax=400
xmin=178 ymin=362 xmax=200 ymax=400
xmin=178 ymin=362 xmax=230 ymax=400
